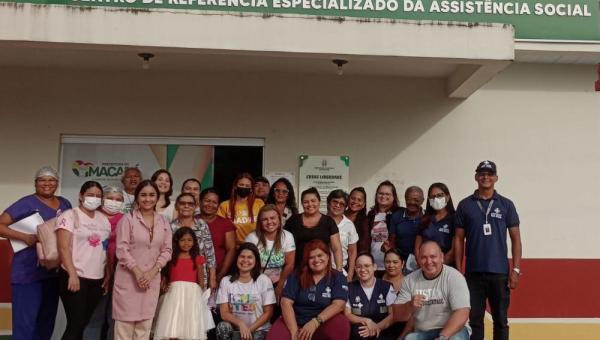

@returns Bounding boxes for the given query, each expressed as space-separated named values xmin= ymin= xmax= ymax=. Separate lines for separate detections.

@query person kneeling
xmin=345 ymin=252 xmax=400 ymax=340
xmin=392 ymin=241 xmax=470 ymax=340
xmin=216 ymin=243 xmax=276 ymax=340
xmin=267 ymin=240 xmax=350 ymax=340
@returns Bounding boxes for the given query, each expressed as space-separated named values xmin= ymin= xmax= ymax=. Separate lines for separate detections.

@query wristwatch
xmin=512 ymin=267 xmax=522 ymax=276
xmin=316 ymin=315 xmax=324 ymax=325
xmin=438 ymin=335 xmax=448 ymax=340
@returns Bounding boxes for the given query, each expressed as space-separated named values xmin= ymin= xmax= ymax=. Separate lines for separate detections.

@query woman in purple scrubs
xmin=0 ymin=166 xmax=72 ymax=340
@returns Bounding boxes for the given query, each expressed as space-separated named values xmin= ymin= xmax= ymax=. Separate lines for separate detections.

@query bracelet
xmin=312 ymin=318 xmax=320 ymax=327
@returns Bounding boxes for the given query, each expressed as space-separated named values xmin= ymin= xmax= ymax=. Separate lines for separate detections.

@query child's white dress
xmin=154 ymin=257 xmax=215 ymax=340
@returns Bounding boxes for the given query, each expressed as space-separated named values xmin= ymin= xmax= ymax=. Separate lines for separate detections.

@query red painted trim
xmin=0 ymin=240 xmax=12 ymax=302
xmin=510 ymin=259 xmax=600 ymax=318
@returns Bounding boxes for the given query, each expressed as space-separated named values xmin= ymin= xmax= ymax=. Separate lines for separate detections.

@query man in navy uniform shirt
xmin=453 ymin=160 xmax=523 ymax=340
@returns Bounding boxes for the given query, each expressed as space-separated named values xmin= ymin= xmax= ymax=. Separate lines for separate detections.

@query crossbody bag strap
xmin=262 ymin=246 xmax=275 ymax=273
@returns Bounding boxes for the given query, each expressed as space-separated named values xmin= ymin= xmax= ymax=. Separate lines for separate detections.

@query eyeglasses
xmin=274 ymin=189 xmax=289 ymax=195
xmin=330 ymin=200 xmax=346 ymax=207
xmin=178 ymin=201 xmax=196 ymax=207
xmin=429 ymin=192 xmax=445 ymax=199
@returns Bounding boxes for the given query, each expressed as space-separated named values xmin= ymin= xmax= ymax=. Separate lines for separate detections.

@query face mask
xmin=82 ymin=196 xmax=102 ymax=210
xmin=236 ymin=187 xmax=252 ymax=198
xmin=103 ymin=199 xmax=123 ymax=215
xmin=429 ymin=197 xmax=447 ymax=211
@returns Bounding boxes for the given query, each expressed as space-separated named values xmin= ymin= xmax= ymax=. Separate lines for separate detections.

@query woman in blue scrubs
xmin=0 ymin=166 xmax=72 ymax=340
xmin=345 ymin=253 xmax=398 ymax=340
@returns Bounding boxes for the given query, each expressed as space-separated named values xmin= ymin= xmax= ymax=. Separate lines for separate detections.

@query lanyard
xmin=476 ymin=199 xmax=494 ymax=224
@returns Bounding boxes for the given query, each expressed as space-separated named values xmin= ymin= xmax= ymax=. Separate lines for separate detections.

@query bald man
xmin=393 ymin=241 xmax=470 ymax=340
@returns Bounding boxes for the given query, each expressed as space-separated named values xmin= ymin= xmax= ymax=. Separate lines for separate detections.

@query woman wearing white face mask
xmin=56 ymin=181 xmax=111 ymax=340
xmin=414 ymin=182 xmax=456 ymax=266
xmin=84 ymin=185 xmax=125 ymax=340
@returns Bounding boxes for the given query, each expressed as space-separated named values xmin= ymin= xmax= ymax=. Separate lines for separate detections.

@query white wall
xmin=1 ymin=63 xmax=599 ymax=258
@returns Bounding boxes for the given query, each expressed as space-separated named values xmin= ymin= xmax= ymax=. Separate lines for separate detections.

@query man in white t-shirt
xmin=393 ymin=241 xmax=470 ymax=340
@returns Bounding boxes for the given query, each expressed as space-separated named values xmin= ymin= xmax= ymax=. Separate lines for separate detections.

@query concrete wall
xmin=1 ymin=62 xmax=599 ymax=259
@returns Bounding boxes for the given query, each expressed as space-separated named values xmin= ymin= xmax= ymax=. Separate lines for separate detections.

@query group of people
xmin=0 ymin=160 xmax=522 ymax=340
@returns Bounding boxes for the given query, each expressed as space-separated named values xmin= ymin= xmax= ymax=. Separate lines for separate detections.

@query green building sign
xmin=3 ymin=0 xmax=600 ymax=40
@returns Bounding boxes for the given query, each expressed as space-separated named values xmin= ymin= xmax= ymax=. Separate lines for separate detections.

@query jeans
xmin=465 ymin=272 xmax=510 ymax=340
xmin=216 ymin=321 xmax=267 ymax=340
xmin=83 ymin=292 xmax=115 ymax=340
xmin=404 ymin=326 xmax=470 ymax=340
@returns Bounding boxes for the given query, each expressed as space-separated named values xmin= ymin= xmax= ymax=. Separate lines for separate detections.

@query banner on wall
xmin=60 ymin=142 xmax=214 ymax=205
xmin=298 ymin=155 xmax=349 ymax=212
xmin=2 ymin=0 xmax=599 ymax=41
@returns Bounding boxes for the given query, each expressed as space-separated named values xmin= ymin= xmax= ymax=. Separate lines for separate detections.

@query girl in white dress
xmin=154 ymin=227 xmax=215 ymax=339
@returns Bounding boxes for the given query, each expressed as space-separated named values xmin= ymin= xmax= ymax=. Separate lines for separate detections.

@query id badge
xmin=351 ymin=307 xmax=362 ymax=315
xmin=379 ymin=306 xmax=388 ymax=314
xmin=483 ymin=223 xmax=492 ymax=236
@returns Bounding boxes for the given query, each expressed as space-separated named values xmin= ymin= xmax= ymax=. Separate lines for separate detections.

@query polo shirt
xmin=455 ymin=191 xmax=520 ymax=274
xmin=419 ymin=214 xmax=455 ymax=254
xmin=283 ymin=271 xmax=348 ymax=326
xmin=389 ymin=208 xmax=422 ymax=257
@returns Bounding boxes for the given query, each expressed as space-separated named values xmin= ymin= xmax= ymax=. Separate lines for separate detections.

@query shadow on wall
xmin=481 ymin=62 xmax=598 ymax=93
xmin=0 ymin=67 xmax=463 ymax=197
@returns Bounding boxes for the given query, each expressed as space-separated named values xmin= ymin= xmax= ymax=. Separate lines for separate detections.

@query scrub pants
xmin=11 ymin=277 xmax=60 ymax=340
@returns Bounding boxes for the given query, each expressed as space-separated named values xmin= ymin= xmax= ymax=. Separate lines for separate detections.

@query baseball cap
xmin=475 ymin=160 xmax=497 ymax=174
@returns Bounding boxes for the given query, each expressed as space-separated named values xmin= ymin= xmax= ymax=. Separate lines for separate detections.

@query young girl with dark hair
xmin=216 ymin=243 xmax=276 ymax=340
xmin=154 ymin=227 xmax=214 ymax=340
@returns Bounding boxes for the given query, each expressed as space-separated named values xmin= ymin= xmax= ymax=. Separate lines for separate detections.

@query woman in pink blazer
xmin=112 ymin=180 xmax=172 ymax=339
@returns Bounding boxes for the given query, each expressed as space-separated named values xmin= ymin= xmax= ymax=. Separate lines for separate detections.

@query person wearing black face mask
xmin=218 ymin=173 xmax=265 ymax=246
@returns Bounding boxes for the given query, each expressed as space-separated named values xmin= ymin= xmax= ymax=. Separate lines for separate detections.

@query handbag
xmin=36 ymin=209 xmax=80 ymax=270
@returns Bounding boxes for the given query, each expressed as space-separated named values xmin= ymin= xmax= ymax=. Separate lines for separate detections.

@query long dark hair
xmin=163 ymin=226 xmax=201 ymax=284
xmin=151 ymin=169 xmax=173 ymax=209
xmin=345 ymin=187 xmax=367 ymax=233
xmin=420 ymin=182 xmax=456 ymax=230
xmin=266 ymin=177 xmax=298 ymax=215
xmin=229 ymin=242 xmax=262 ymax=283
xmin=255 ymin=204 xmax=283 ymax=252
xmin=385 ymin=247 xmax=407 ymax=263
xmin=227 ymin=173 xmax=258 ymax=224
xmin=133 ymin=180 xmax=160 ymax=212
